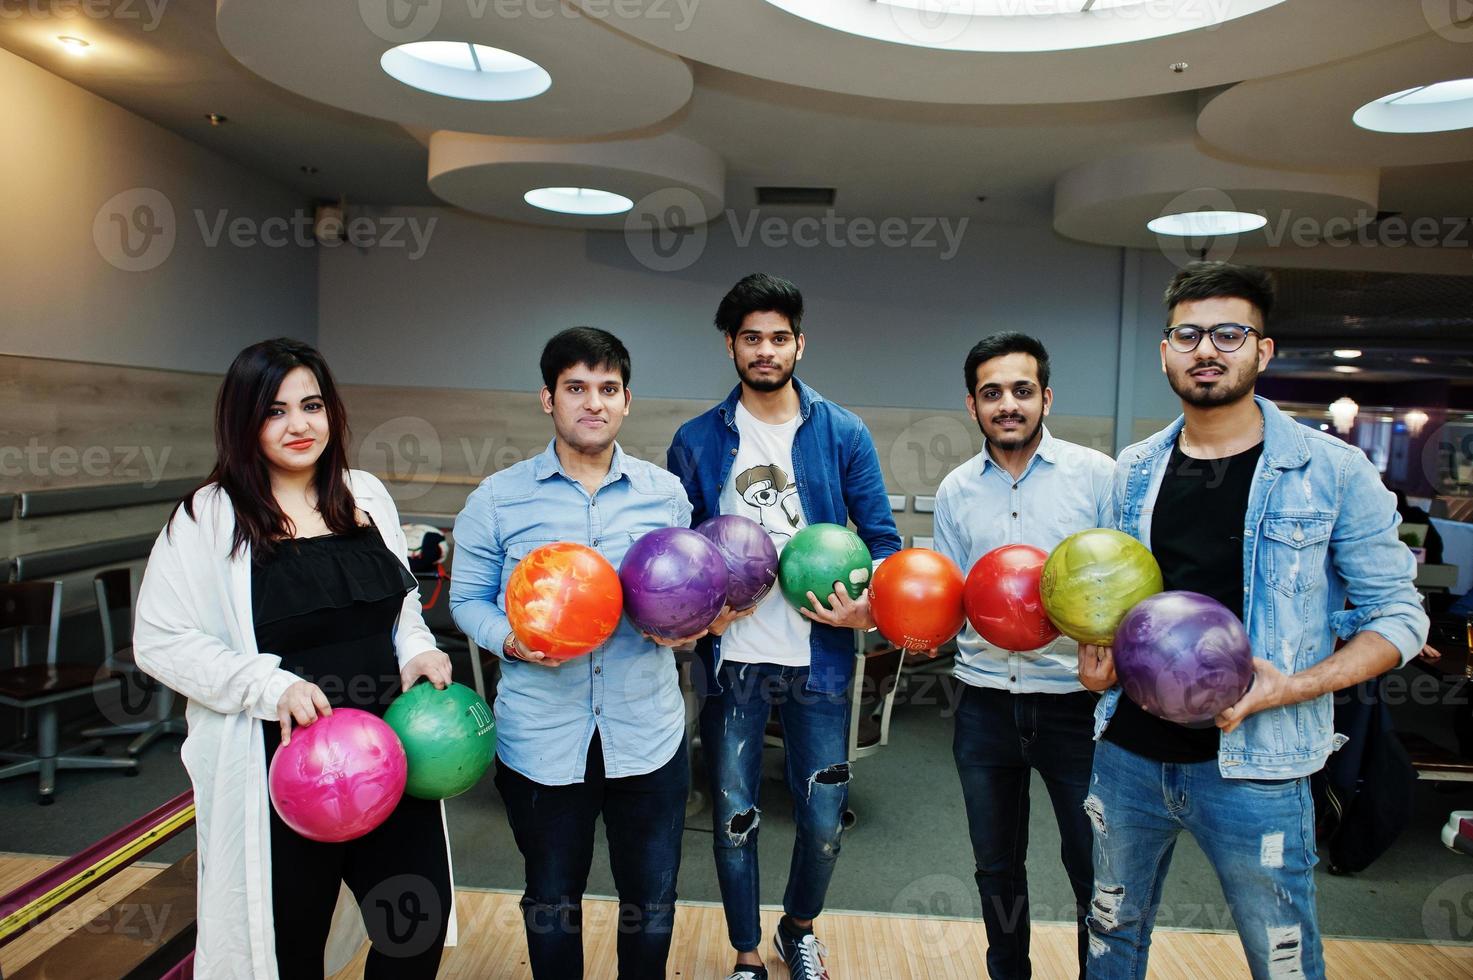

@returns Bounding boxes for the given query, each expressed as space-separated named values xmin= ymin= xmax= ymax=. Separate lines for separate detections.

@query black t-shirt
xmin=1103 ymin=439 xmax=1262 ymax=763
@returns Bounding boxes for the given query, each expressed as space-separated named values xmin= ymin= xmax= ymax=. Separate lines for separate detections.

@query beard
xmin=1168 ymin=360 xmax=1259 ymax=408
xmin=978 ymin=413 xmax=1043 ymax=452
xmin=736 ymin=357 xmax=794 ymax=393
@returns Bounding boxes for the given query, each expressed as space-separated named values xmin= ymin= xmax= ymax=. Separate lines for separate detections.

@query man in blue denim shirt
xmin=451 ymin=328 xmax=699 ymax=980
xmin=1078 ymin=263 xmax=1429 ymax=979
xmin=666 ymin=274 xmax=901 ymax=980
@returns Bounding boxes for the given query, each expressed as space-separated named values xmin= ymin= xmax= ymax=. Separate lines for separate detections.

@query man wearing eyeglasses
xmin=1078 ymin=261 xmax=1427 ymax=979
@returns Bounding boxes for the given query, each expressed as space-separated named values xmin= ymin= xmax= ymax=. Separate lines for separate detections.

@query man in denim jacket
xmin=1078 ymin=261 xmax=1429 ymax=979
xmin=666 ymin=273 xmax=902 ymax=980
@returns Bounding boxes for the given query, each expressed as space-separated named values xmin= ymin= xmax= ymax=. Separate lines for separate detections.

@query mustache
xmin=1188 ymin=362 xmax=1229 ymax=375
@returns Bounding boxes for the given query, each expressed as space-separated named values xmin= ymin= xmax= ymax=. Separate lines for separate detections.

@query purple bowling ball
xmin=621 ymin=528 xmax=730 ymax=640
xmin=696 ymin=515 xmax=780 ymax=612
xmin=1113 ymin=590 xmax=1254 ymax=727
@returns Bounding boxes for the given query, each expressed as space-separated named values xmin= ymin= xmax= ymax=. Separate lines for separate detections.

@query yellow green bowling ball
xmin=1039 ymin=529 xmax=1163 ymax=645
xmin=779 ymin=523 xmax=873 ymax=613
xmin=383 ymin=681 xmax=496 ymax=800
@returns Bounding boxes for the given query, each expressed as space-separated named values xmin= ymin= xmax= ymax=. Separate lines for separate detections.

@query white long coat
xmin=133 ymin=470 xmax=458 ymax=979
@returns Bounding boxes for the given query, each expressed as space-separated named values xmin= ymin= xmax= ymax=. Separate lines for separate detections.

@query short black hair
xmin=1163 ymin=261 xmax=1276 ymax=326
xmin=963 ymin=332 xmax=1051 ymax=394
xmin=540 ymin=327 xmax=631 ymax=391
xmin=714 ymin=273 xmax=804 ymax=338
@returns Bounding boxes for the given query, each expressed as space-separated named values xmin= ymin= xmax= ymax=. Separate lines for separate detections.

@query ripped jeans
xmin=700 ymin=660 xmax=851 ymax=952
xmin=1085 ymin=739 xmax=1325 ymax=980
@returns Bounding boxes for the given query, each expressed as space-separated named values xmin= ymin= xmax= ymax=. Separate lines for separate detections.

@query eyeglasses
xmin=1163 ymin=323 xmax=1262 ymax=353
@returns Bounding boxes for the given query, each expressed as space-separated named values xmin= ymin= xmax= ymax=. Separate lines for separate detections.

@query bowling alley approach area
xmin=8 ymin=3 xmax=1473 ymax=979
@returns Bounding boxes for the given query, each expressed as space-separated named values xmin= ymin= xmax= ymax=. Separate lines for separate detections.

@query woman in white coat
xmin=134 ymin=338 xmax=457 ymax=979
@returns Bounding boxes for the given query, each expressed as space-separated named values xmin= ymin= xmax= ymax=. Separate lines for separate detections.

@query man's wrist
xmin=502 ymin=631 xmax=519 ymax=660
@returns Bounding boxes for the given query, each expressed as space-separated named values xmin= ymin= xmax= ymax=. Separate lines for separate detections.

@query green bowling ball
xmin=778 ymin=523 xmax=873 ymax=613
xmin=383 ymin=681 xmax=496 ymax=800
xmin=1039 ymin=528 xmax=1163 ymax=645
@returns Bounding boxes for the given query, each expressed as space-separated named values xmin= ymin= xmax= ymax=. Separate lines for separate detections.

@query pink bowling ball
xmin=268 ymin=708 xmax=407 ymax=843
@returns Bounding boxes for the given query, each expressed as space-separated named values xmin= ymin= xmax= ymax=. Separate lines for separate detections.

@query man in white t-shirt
xmin=667 ymin=274 xmax=902 ymax=980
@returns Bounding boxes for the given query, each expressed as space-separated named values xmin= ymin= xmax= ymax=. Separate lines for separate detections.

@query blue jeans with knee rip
xmin=1084 ymin=738 xmax=1325 ymax=979
xmin=700 ymin=661 xmax=851 ymax=952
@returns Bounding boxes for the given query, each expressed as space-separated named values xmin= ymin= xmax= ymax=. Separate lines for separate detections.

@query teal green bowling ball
xmin=778 ymin=523 xmax=873 ymax=613
xmin=383 ymin=682 xmax=496 ymax=800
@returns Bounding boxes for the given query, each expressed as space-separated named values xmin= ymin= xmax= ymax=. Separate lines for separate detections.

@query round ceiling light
xmin=523 ymin=187 xmax=633 ymax=216
xmin=1146 ymin=210 xmax=1268 ymax=237
xmin=1352 ymin=78 xmax=1473 ymax=134
xmin=380 ymin=41 xmax=551 ymax=101
xmin=763 ymin=0 xmax=1287 ymax=53
xmin=1333 ymin=348 xmax=1362 ymax=359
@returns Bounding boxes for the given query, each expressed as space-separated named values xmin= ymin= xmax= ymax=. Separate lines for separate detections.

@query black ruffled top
xmin=253 ymin=525 xmax=416 ymax=760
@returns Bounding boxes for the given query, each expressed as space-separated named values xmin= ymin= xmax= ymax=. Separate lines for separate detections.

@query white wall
xmin=318 ymin=206 xmax=1131 ymax=420
xmin=0 ymin=48 xmax=317 ymax=372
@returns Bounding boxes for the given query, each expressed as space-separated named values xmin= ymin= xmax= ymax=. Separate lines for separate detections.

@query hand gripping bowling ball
xmin=696 ymin=515 xmax=780 ymax=611
xmin=1039 ymin=529 xmax=1163 ymax=645
xmin=384 ymin=682 xmax=496 ymax=800
xmin=620 ymin=527 xmax=730 ymax=640
xmin=1113 ymin=591 xmax=1254 ymax=727
xmin=505 ymin=542 xmax=623 ymax=659
xmin=268 ymin=708 xmax=407 ymax=843
xmin=870 ymin=548 xmax=966 ymax=651
xmin=779 ymin=523 xmax=873 ymax=613
xmin=964 ymin=544 xmax=1060 ymax=652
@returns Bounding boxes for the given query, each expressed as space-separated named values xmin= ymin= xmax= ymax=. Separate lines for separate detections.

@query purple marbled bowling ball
xmin=1113 ymin=590 xmax=1254 ymax=727
xmin=696 ymin=515 xmax=780 ymax=611
xmin=620 ymin=527 xmax=730 ymax=640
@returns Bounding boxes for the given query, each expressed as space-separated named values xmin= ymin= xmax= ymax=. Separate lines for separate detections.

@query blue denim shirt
xmin=933 ymin=427 xmax=1115 ymax=694
xmin=666 ymin=379 xmax=903 ymax=696
xmin=1096 ymin=396 xmax=1429 ymax=778
xmin=449 ymin=440 xmax=691 ymax=785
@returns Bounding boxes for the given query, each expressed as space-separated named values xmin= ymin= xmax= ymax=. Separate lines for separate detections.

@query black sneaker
xmin=724 ymin=966 xmax=768 ymax=980
xmin=774 ymin=916 xmax=830 ymax=980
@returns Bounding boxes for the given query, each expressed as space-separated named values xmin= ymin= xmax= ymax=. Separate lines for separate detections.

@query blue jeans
xmin=952 ymin=684 xmax=1097 ymax=980
xmin=494 ymin=731 xmax=688 ymax=980
xmin=1085 ymin=739 xmax=1325 ymax=979
xmin=700 ymin=661 xmax=851 ymax=952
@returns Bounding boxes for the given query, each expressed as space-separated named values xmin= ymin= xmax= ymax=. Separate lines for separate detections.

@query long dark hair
xmin=174 ymin=338 xmax=357 ymax=559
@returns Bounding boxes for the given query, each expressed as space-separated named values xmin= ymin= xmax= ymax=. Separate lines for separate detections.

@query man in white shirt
xmin=932 ymin=332 xmax=1114 ymax=980
xmin=667 ymin=274 xmax=902 ymax=980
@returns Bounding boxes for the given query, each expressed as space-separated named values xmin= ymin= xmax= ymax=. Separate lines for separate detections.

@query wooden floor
xmin=3 ymin=854 xmax=1470 ymax=978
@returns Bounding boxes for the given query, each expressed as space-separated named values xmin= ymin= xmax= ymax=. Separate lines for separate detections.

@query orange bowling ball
xmin=870 ymin=548 xmax=966 ymax=651
xmin=964 ymin=544 xmax=1060 ymax=652
xmin=505 ymin=542 xmax=623 ymax=660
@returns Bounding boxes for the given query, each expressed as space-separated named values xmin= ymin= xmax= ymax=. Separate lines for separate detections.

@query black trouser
xmin=952 ymin=685 xmax=1098 ymax=980
xmin=269 ymin=791 xmax=453 ymax=979
xmin=494 ymin=732 xmax=689 ymax=980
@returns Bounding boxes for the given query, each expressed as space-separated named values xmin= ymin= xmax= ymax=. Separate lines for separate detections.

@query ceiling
xmin=5 ymin=0 xmax=1472 ymax=379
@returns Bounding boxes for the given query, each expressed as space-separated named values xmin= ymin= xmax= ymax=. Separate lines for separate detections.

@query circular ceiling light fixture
xmin=380 ymin=41 xmax=551 ymax=101
xmin=1145 ymin=210 xmax=1268 ymax=237
xmin=1352 ymin=78 xmax=1473 ymax=134
xmin=1332 ymin=348 xmax=1362 ymax=359
xmin=523 ymin=187 xmax=633 ymax=215
xmin=56 ymin=35 xmax=90 ymax=55
xmin=1330 ymin=365 xmax=1362 ymax=374
xmin=763 ymin=0 xmax=1287 ymax=53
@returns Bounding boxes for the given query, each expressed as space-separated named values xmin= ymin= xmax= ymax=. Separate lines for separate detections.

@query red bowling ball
xmin=964 ymin=544 xmax=1060 ymax=652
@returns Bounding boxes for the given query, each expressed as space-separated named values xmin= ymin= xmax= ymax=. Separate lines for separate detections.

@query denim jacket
xmin=1096 ymin=396 xmax=1429 ymax=779
xmin=666 ymin=378 xmax=903 ymax=696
